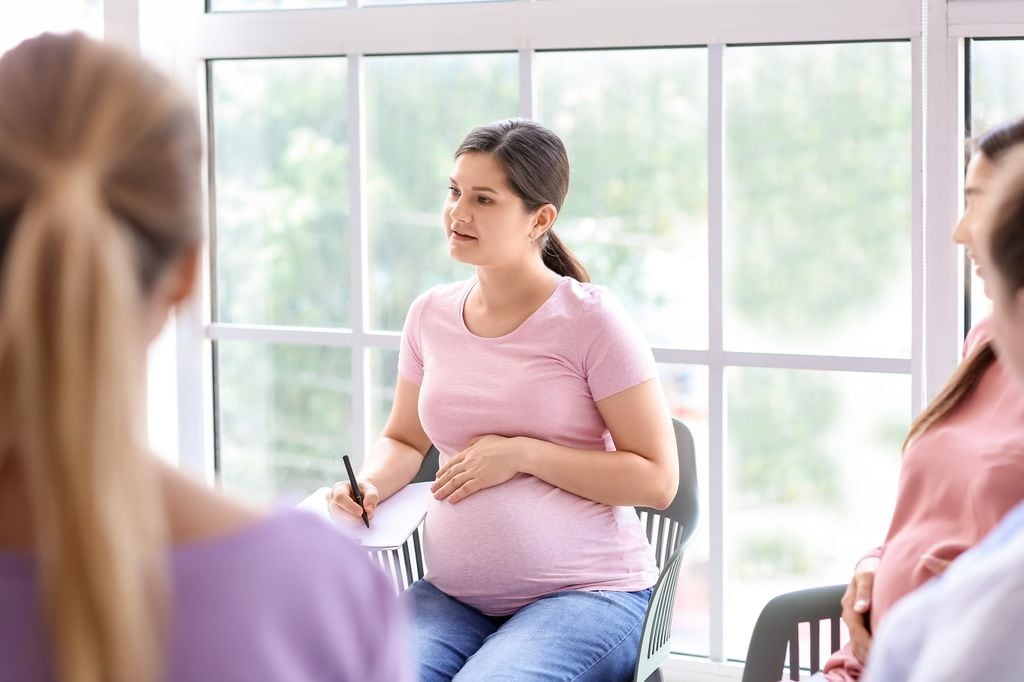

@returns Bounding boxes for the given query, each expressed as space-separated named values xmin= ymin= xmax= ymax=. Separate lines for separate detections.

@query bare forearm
xmin=360 ymin=436 xmax=425 ymax=501
xmin=516 ymin=437 xmax=675 ymax=509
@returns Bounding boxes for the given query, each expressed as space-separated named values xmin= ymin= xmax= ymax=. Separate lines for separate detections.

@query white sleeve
xmin=905 ymin=543 xmax=1024 ymax=682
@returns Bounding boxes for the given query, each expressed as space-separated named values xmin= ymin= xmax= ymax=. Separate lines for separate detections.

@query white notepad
xmin=298 ymin=482 xmax=432 ymax=550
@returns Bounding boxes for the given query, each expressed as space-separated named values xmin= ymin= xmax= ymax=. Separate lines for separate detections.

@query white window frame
xmin=128 ymin=0 xmax=1024 ymax=678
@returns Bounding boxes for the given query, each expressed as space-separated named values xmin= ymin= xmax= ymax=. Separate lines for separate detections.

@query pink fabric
xmin=398 ymin=276 xmax=660 ymax=616
xmin=823 ymin=319 xmax=1024 ymax=681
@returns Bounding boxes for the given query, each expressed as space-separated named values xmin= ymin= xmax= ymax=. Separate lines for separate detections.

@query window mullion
xmin=349 ymin=52 xmax=369 ymax=460
xmin=707 ymin=41 xmax=726 ymax=665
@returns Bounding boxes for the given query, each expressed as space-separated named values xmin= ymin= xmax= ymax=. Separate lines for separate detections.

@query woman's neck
xmin=473 ymin=257 xmax=562 ymax=313
xmin=0 ymin=453 xmax=33 ymax=549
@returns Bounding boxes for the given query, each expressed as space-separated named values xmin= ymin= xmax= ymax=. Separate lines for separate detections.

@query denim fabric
xmin=405 ymin=579 xmax=653 ymax=681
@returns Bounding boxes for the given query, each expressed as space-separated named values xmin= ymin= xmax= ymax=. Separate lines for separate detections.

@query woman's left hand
xmin=432 ymin=435 xmax=522 ymax=503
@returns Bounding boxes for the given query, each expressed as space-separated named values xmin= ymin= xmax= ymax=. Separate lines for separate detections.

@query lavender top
xmin=0 ymin=509 xmax=409 ymax=681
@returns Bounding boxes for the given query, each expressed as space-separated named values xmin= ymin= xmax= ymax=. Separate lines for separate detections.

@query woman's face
xmin=443 ymin=152 xmax=540 ymax=269
xmin=978 ymin=220 xmax=1024 ymax=384
xmin=954 ymin=153 xmax=1000 ymax=297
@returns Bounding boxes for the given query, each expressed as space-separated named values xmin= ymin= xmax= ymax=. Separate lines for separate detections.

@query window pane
xmin=209 ymin=0 xmax=345 ymax=11
xmin=211 ymin=58 xmax=349 ymax=327
xmin=725 ymin=368 xmax=908 ymax=659
xmin=660 ymin=364 xmax=710 ymax=657
xmin=370 ymin=348 xmax=400 ymax=439
xmin=968 ymin=39 xmax=1024 ymax=327
xmin=724 ymin=42 xmax=912 ymax=357
xmin=0 ymin=0 xmax=102 ymax=55
xmin=536 ymin=48 xmax=708 ymax=349
xmin=218 ymin=342 xmax=352 ymax=505
xmin=365 ymin=53 xmax=518 ymax=331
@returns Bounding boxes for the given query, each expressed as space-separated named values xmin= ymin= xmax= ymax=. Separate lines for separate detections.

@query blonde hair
xmin=0 ymin=33 xmax=202 ymax=682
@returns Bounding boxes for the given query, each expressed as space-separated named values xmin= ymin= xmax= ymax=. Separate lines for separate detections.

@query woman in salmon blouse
xmin=864 ymin=139 xmax=1024 ymax=682
xmin=818 ymin=117 xmax=1024 ymax=681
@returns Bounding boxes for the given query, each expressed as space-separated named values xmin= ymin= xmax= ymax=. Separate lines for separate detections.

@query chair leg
xmin=643 ymin=670 xmax=663 ymax=682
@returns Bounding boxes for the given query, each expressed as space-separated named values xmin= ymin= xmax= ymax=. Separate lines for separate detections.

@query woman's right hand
xmin=840 ymin=556 xmax=879 ymax=664
xmin=326 ymin=480 xmax=380 ymax=522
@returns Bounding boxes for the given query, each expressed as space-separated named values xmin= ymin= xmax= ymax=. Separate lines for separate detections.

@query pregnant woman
xmin=329 ymin=118 xmax=678 ymax=681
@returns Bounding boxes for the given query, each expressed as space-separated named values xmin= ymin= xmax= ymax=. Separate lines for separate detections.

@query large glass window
xmin=218 ymin=342 xmax=353 ymax=504
xmin=535 ymin=48 xmax=708 ymax=349
xmin=200 ymin=1 xmax=918 ymax=665
xmin=660 ymin=364 xmax=711 ymax=654
xmin=209 ymin=57 xmax=351 ymax=504
xmin=210 ymin=57 xmax=349 ymax=327
xmin=365 ymin=52 xmax=518 ymax=331
xmin=725 ymin=368 xmax=906 ymax=658
xmin=724 ymin=42 xmax=913 ymax=358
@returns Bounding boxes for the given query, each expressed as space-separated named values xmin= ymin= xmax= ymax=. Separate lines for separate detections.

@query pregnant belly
xmin=423 ymin=474 xmax=650 ymax=615
xmin=871 ymin=536 xmax=970 ymax=630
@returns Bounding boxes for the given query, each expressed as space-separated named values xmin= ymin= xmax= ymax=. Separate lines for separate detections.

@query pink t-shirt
xmin=398 ymin=276 xmax=660 ymax=616
xmin=823 ymin=318 xmax=1024 ymax=681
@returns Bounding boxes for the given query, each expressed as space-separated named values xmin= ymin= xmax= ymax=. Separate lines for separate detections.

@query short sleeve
xmin=398 ymin=291 xmax=429 ymax=386
xmin=576 ymin=287 xmax=658 ymax=402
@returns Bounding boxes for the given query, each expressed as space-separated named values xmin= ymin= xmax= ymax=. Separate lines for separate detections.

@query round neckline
xmin=459 ymin=276 xmax=570 ymax=343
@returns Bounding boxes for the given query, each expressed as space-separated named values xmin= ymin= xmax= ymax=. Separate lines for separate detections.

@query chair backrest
xmin=636 ymin=417 xmax=700 ymax=567
xmin=411 ymin=444 xmax=440 ymax=483
xmin=632 ymin=417 xmax=701 ymax=682
xmin=741 ymin=584 xmax=847 ymax=682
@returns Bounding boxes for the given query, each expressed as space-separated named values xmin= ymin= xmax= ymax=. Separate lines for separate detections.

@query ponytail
xmin=541 ymin=232 xmax=589 ymax=282
xmin=903 ymin=340 xmax=996 ymax=450
xmin=0 ymin=171 xmax=166 ymax=682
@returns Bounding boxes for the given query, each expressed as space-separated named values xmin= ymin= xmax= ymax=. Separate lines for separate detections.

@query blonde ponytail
xmin=1 ymin=170 xmax=167 ymax=682
xmin=0 ymin=33 xmax=202 ymax=682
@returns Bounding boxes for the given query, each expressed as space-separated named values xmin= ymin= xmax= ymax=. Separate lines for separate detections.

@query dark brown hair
xmin=904 ymin=117 xmax=1024 ymax=448
xmin=456 ymin=118 xmax=589 ymax=282
xmin=988 ymin=148 xmax=1024 ymax=300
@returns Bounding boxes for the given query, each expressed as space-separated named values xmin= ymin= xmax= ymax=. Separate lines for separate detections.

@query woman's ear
xmin=531 ymin=204 xmax=558 ymax=241
xmin=143 ymin=244 xmax=201 ymax=343
xmin=166 ymin=243 xmax=201 ymax=306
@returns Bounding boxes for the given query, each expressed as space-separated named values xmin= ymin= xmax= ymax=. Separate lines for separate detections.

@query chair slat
xmin=810 ymin=619 xmax=821 ymax=672
xmin=401 ymin=542 xmax=415 ymax=589
xmin=662 ymin=559 xmax=682 ymax=647
xmin=789 ymin=627 xmax=800 ymax=681
xmin=668 ymin=521 xmax=680 ymax=559
xmin=412 ymin=528 xmax=425 ymax=578
xmin=388 ymin=549 xmax=402 ymax=593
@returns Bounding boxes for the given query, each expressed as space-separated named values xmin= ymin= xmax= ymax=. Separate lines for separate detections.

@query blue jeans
xmin=405 ymin=580 xmax=653 ymax=681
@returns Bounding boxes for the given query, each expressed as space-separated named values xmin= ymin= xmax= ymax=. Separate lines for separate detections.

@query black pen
xmin=342 ymin=454 xmax=370 ymax=528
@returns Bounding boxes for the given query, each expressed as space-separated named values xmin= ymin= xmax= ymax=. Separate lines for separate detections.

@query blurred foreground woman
xmin=0 ymin=33 xmax=407 ymax=682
